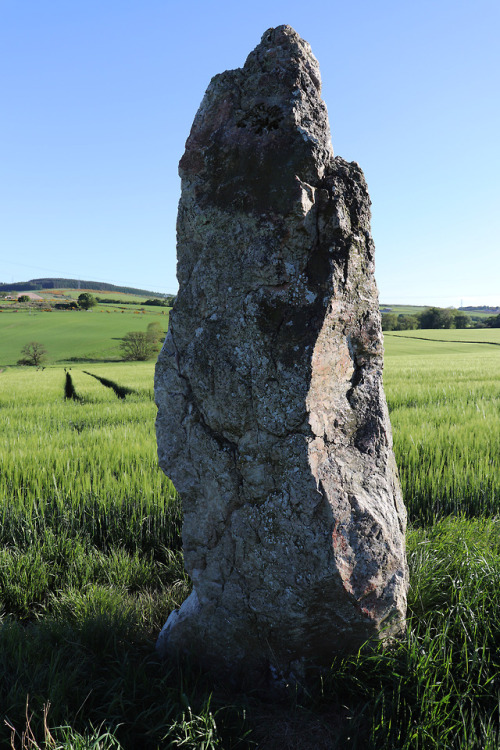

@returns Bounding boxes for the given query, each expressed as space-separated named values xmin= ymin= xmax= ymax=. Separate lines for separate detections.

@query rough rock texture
xmin=155 ymin=25 xmax=408 ymax=682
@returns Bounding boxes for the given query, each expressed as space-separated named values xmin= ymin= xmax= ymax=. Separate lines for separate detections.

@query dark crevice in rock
xmin=236 ymin=104 xmax=283 ymax=134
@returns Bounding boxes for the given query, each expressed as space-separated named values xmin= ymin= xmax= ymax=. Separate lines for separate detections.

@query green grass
xmin=0 ymin=331 xmax=499 ymax=747
xmin=0 ymin=310 xmax=168 ymax=366
xmin=379 ymin=304 xmax=428 ymax=316
xmin=1 ymin=288 xmax=166 ymax=305
xmin=384 ymin=333 xmax=500 ymax=523
xmin=386 ymin=328 xmax=500 ymax=345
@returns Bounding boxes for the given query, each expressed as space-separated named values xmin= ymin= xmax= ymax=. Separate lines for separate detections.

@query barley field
xmin=0 ymin=330 xmax=499 ymax=748
xmin=384 ymin=331 xmax=500 ymax=523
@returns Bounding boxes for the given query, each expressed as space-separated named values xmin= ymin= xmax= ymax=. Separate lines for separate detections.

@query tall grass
xmin=0 ymin=365 xmax=184 ymax=624
xmin=384 ymin=339 xmax=500 ymax=523
xmin=0 ymin=334 xmax=498 ymax=747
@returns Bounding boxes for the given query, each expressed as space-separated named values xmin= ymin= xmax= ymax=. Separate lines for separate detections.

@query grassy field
xmin=0 ymin=327 xmax=499 ymax=748
xmin=46 ymin=289 xmax=161 ymax=303
xmin=0 ymin=309 xmax=169 ymax=366
xmin=379 ymin=304 xmax=428 ymax=316
xmin=384 ymin=331 xmax=500 ymax=524
xmin=386 ymin=328 xmax=500 ymax=345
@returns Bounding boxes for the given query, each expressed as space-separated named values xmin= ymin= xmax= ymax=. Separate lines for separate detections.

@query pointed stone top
xmin=243 ymin=25 xmax=322 ymax=95
xmin=180 ymin=26 xmax=333 ymax=201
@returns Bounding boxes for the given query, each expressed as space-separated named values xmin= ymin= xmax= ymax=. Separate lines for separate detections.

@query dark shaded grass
xmin=0 ymin=605 xmax=248 ymax=749
xmin=0 ymin=491 xmax=183 ymax=559
xmin=1 ymin=517 xmax=500 ymax=749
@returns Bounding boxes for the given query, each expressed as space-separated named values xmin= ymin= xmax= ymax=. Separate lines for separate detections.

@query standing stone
xmin=155 ymin=25 xmax=408 ymax=683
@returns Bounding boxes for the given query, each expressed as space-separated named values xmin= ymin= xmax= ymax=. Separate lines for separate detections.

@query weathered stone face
xmin=155 ymin=24 xmax=408 ymax=683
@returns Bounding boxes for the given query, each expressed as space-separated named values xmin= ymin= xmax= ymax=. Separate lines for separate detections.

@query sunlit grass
xmin=0 ymin=309 xmax=168 ymax=366
xmin=384 ymin=339 xmax=500 ymax=523
xmin=0 ymin=335 xmax=499 ymax=747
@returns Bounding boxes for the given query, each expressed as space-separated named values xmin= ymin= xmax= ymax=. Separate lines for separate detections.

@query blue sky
xmin=1 ymin=0 xmax=499 ymax=306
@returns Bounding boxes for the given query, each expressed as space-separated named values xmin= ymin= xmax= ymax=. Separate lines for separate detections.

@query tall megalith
xmin=155 ymin=25 xmax=408 ymax=681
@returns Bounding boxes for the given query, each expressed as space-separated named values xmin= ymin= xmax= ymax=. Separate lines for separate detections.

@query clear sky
xmin=1 ymin=0 xmax=499 ymax=306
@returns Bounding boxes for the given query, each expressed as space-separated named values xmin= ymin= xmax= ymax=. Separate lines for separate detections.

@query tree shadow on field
xmin=83 ymin=371 xmax=136 ymax=399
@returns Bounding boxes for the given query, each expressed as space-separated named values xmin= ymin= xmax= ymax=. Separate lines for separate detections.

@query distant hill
xmin=460 ymin=305 xmax=500 ymax=314
xmin=0 ymin=278 xmax=170 ymax=297
xmin=381 ymin=304 xmax=499 ymax=319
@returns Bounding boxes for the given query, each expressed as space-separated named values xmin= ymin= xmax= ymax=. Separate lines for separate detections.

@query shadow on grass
xmin=83 ymin=371 xmax=136 ymax=400
xmin=2 ymin=518 xmax=500 ymax=749
xmin=0 ymin=600 xmax=253 ymax=750
xmin=64 ymin=372 xmax=82 ymax=402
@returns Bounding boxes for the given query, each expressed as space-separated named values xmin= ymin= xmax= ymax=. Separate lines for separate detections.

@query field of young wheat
xmin=384 ymin=332 xmax=500 ymax=524
xmin=0 ymin=330 xmax=499 ymax=749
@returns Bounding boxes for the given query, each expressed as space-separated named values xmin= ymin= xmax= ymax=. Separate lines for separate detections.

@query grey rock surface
xmin=155 ymin=25 xmax=408 ymax=682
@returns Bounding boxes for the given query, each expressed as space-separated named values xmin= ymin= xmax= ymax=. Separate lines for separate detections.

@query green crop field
xmin=386 ymin=328 xmax=500 ymax=346
xmin=379 ymin=303 xmax=428 ymax=316
xmin=384 ymin=332 xmax=500 ymax=524
xmin=1 ymin=287 xmax=169 ymax=305
xmin=0 ymin=326 xmax=499 ymax=748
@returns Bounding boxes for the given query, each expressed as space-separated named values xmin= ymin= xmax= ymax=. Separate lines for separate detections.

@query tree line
xmin=382 ymin=307 xmax=500 ymax=331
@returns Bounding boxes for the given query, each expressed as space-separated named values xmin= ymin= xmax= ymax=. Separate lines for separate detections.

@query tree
xmin=18 ymin=295 xmax=30 ymax=303
xmin=78 ymin=293 xmax=97 ymax=310
xmin=396 ymin=314 xmax=419 ymax=330
xmin=419 ymin=307 xmax=454 ymax=329
xmin=17 ymin=341 xmax=48 ymax=366
xmin=485 ymin=313 xmax=500 ymax=328
xmin=453 ymin=312 xmax=471 ymax=329
xmin=381 ymin=313 xmax=397 ymax=331
xmin=120 ymin=331 xmax=157 ymax=361
xmin=146 ymin=322 xmax=165 ymax=350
